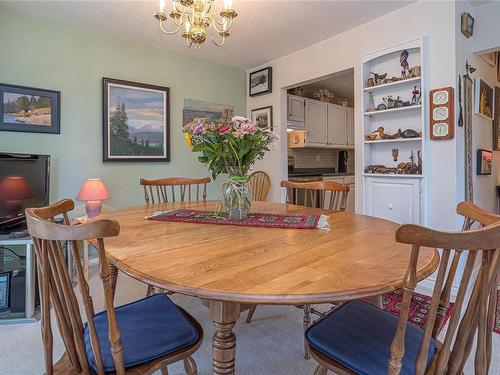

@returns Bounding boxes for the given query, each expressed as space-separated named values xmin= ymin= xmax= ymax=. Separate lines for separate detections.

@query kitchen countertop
xmin=288 ymin=168 xmax=354 ymax=178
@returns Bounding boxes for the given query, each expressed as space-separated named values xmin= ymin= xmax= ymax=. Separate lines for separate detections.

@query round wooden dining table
xmin=102 ymin=201 xmax=439 ymax=375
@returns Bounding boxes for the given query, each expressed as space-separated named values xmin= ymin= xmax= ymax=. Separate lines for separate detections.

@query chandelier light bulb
xmin=159 ymin=0 xmax=166 ymax=12
xmin=172 ymin=0 xmax=177 ymax=11
xmin=185 ymin=19 xmax=191 ymax=32
xmin=224 ymin=0 xmax=232 ymax=10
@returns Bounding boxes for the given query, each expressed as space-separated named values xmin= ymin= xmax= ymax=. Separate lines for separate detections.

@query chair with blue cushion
xmin=306 ymin=201 xmax=500 ymax=375
xmin=26 ymin=199 xmax=203 ymax=375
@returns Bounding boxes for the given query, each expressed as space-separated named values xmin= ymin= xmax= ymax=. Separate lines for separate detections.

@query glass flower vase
xmin=220 ymin=174 xmax=252 ymax=220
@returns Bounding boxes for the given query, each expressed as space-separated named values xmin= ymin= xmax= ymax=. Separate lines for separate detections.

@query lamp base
xmin=85 ymin=200 xmax=102 ymax=219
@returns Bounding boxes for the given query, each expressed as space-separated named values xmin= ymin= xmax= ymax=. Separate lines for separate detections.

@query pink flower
xmin=240 ymin=121 xmax=257 ymax=135
xmin=218 ymin=124 xmax=231 ymax=136
xmin=233 ymin=128 xmax=244 ymax=139
xmin=231 ymin=116 xmax=249 ymax=123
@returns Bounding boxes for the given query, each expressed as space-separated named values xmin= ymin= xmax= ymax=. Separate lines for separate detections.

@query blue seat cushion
xmin=305 ymin=300 xmax=436 ymax=375
xmin=84 ymin=294 xmax=199 ymax=373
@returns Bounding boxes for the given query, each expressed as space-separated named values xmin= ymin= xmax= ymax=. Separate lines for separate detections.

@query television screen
xmin=0 ymin=153 xmax=50 ymax=232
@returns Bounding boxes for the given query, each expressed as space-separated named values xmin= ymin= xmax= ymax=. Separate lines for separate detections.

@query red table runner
xmin=147 ymin=209 xmax=327 ymax=230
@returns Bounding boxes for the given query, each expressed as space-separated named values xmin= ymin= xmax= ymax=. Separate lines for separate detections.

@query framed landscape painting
xmin=0 ymin=83 xmax=60 ymax=134
xmin=103 ymin=78 xmax=170 ymax=162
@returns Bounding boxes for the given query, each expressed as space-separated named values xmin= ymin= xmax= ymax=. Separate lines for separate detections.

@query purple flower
xmin=193 ymin=123 xmax=204 ymax=135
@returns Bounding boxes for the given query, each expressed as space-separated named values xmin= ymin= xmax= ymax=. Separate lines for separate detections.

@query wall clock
xmin=430 ymin=87 xmax=454 ymax=140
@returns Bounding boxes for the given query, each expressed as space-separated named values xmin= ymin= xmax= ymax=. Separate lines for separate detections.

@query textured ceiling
xmin=2 ymin=0 xmax=414 ymax=69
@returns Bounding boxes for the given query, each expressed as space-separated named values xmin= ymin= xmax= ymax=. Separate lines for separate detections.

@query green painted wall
xmin=0 ymin=6 xmax=246 ymax=210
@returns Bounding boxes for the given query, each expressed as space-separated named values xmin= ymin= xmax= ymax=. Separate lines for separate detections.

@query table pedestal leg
xmin=209 ymin=301 xmax=241 ymax=375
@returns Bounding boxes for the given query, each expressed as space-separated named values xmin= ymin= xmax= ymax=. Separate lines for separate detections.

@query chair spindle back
xmin=26 ymin=199 xmax=121 ymax=375
xmin=388 ymin=202 xmax=500 ymax=375
xmin=140 ymin=177 xmax=210 ymax=204
xmin=249 ymin=171 xmax=271 ymax=201
xmin=281 ymin=180 xmax=350 ymax=212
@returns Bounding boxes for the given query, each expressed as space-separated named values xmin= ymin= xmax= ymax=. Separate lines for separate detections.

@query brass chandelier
xmin=154 ymin=0 xmax=237 ymax=48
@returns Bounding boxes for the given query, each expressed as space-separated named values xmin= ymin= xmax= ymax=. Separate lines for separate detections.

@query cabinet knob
xmin=388 ymin=204 xmax=394 ymax=210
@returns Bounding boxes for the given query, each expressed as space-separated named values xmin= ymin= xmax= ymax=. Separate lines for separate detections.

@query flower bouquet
xmin=183 ymin=116 xmax=277 ymax=220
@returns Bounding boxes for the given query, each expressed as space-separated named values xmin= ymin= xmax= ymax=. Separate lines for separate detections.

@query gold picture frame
xmin=461 ymin=12 xmax=474 ymax=38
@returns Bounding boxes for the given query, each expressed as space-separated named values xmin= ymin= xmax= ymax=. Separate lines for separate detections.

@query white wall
xmin=247 ymin=0 xmax=460 ymax=231
xmin=472 ymin=1 xmax=500 ymax=54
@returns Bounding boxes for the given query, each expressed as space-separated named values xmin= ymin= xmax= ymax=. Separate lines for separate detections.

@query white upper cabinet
xmin=287 ymin=95 xmax=305 ymax=126
xmin=305 ymin=99 xmax=328 ymax=145
xmin=327 ymin=104 xmax=347 ymax=147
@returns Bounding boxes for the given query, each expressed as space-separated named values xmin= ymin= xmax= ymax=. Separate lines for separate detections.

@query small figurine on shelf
xmin=411 ymin=86 xmax=420 ymax=105
xmin=392 ymin=148 xmax=399 ymax=161
xmin=378 ymin=96 xmax=403 ymax=110
xmin=400 ymin=49 xmax=409 ymax=78
xmin=367 ymin=93 xmax=376 ymax=112
xmin=398 ymin=128 xmax=421 ymax=138
xmin=371 ymin=72 xmax=387 ymax=85
xmin=367 ymin=78 xmax=375 ymax=87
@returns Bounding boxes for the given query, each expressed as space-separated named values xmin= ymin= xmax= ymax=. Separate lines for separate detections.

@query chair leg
xmin=183 ymin=356 xmax=198 ymax=375
xmin=313 ymin=364 xmax=327 ymax=375
xmin=246 ymin=305 xmax=257 ymax=323
xmin=146 ymin=284 xmax=155 ymax=297
xmin=160 ymin=364 xmax=169 ymax=375
xmin=303 ymin=304 xmax=312 ymax=360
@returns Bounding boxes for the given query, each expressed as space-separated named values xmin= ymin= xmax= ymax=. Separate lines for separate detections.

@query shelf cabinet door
xmin=327 ymin=104 xmax=347 ymax=147
xmin=346 ymin=108 xmax=354 ymax=147
xmin=287 ymin=95 xmax=305 ymax=124
xmin=305 ymin=99 xmax=328 ymax=146
xmin=365 ymin=177 xmax=421 ymax=224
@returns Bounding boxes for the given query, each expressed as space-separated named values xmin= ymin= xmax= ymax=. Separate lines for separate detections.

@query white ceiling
xmin=1 ymin=0 xmax=414 ymax=69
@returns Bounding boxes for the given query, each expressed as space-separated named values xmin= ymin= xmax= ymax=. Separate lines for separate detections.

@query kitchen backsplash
xmin=289 ymin=148 xmax=354 ymax=172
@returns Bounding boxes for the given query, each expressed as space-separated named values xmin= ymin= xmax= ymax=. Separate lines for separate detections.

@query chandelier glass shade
xmin=154 ymin=0 xmax=237 ymax=48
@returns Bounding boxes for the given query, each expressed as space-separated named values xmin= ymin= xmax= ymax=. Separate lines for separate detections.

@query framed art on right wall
xmin=477 ymin=149 xmax=493 ymax=175
xmin=474 ymin=77 xmax=494 ymax=120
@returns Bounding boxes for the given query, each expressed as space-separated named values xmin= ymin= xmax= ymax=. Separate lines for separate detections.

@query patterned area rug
xmin=372 ymin=290 xmax=454 ymax=334
xmin=147 ymin=209 xmax=325 ymax=229
xmin=495 ymin=290 xmax=500 ymax=335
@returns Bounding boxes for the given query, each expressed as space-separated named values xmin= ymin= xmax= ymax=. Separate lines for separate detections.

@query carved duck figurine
xmin=398 ymin=128 xmax=420 ymax=138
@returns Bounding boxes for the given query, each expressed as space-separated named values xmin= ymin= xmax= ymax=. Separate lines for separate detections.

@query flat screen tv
xmin=0 ymin=153 xmax=50 ymax=233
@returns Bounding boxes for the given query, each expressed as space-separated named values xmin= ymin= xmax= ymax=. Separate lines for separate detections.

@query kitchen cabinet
xmin=346 ymin=108 xmax=354 ymax=148
xmin=304 ymin=99 xmax=328 ymax=145
xmin=323 ymin=175 xmax=355 ymax=213
xmin=287 ymin=95 xmax=305 ymax=127
xmin=364 ymin=177 xmax=421 ymax=224
xmin=327 ymin=104 xmax=347 ymax=147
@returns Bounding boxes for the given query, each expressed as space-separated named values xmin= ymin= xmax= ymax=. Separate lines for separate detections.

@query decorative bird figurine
xmin=400 ymin=49 xmax=409 ymax=78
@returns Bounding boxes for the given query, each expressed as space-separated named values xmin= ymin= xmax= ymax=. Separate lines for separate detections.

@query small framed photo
xmin=474 ymin=77 xmax=494 ymax=120
xmin=0 ymin=271 xmax=11 ymax=312
xmin=103 ymin=78 xmax=170 ymax=162
xmin=461 ymin=12 xmax=474 ymax=38
xmin=251 ymin=106 xmax=273 ymax=131
xmin=249 ymin=67 xmax=272 ymax=97
xmin=477 ymin=149 xmax=493 ymax=175
xmin=0 ymin=83 xmax=60 ymax=134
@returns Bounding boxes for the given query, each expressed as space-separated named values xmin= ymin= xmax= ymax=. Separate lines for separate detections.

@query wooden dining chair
xmin=246 ymin=179 xmax=351 ymax=358
xmin=281 ymin=180 xmax=350 ymax=211
xmin=248 ymin=171 xmax=271 ymax=201
xmin=140 ymin=176 xmax=210 ymax=296
xmin=26 ymin=199 xmax=203 ymax=375
xmin=140 ymin=177 xmax=210 ymax=204
xmin=306 ymin=202 xmax=500 ymax=375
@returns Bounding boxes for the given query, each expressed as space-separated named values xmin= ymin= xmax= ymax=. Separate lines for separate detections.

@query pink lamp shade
xmin=0 ymin=176 xmax=33 ymax=201
xmin=77 ymin=178 xmax=111 ymax=218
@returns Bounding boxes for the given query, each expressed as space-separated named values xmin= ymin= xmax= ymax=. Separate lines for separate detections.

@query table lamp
xmin=0 ymin=176 xmax=33 ymax=215
xmin=76 ymin=178 xmax=111 ymax=219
